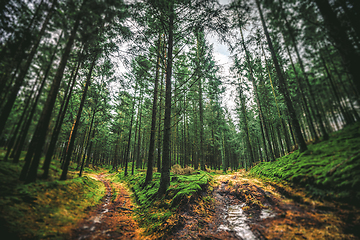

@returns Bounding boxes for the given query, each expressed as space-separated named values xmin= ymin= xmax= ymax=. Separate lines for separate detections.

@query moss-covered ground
xmin=108 ymin=168 xmax=212 ymax=238
xmin=0 ymin=153 xmax=105 ymax=239
xmin=1 ymin=122 xmax=359 ymax=239
xmin=250 ymin=122 xmax=360 ymax=205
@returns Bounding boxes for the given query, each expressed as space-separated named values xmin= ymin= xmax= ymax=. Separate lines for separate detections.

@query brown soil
xmin=211 ymin=171 xmax=359 ymax=239
xmin=68 ymin=174 xmax=146 ymax=240
xmin=68 ymin=171 xmax=360 ymax=240
xmin=169 ymin=170 xmax=360 ymax=239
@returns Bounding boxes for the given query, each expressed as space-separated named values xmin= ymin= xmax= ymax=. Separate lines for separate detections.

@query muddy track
xmin=67 ymin=171 xmax=359 ymax=239
xmin=211 ymin=173 xmax=360 ymax=240
xmin=171 ymin=172 xmax=360 ymax=239
xmin=69 ymin=174 xmax=140 ymax=240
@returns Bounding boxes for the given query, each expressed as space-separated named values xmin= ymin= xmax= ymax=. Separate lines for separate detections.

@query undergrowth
xmin=113 ymin=169 xmax=211 ymax=238
xmin=0 ymin=160 xmax=105 ymax=239
xmin=250 ymin=122 xmax=360 ymax=204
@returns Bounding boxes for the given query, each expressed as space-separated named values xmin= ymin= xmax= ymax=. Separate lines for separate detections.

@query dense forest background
xmin=0 ymin=0 xmax=359 ymax=195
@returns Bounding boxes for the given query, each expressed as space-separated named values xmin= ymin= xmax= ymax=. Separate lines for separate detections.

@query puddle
xmin=75 ymin=177 xmax=113 ymax=240
xmin=218 ymin=204 xmax=257 ymax=240
xmin=92 ymin=215 xmax=102 ymax=224
xmin=260 ymin=208 xmax=276 ymax=219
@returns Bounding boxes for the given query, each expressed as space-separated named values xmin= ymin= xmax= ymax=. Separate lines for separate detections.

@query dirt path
xmin=169 ymin=170 xmax=359 ymax=239
xmin=69 ymin=173 xmax=142 ymax=240
xmin=211 ymin=171 xmax=360 ymax=239
xmin=68 ymin=171 xmax=359 ymax=239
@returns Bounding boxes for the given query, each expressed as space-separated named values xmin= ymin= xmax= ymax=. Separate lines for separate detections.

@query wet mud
xmin=68 ymin=171 xmax=360 ymax=240
xmin=69 ymin=174 xmax=141 ymax=240
xmin=212 ymin=173 xmax=360 ymax=240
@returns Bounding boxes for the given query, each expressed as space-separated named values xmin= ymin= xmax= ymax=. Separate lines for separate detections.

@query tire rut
xmin=69 ymin=174 xmax=141 ymax=240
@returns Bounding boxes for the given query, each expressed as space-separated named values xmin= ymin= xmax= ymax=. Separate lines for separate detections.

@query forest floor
xmin=1 ymin=122 xmax=360 ymax=239
xmin=68 ymin=172 xmax=146 ymax=240
xmin=67 ymin=169 xmax=359 ymax=240
xmin=0 ymin=162 xmax=359 ymax=239
xmin=165 ymin=170 xmax=360 ymax=240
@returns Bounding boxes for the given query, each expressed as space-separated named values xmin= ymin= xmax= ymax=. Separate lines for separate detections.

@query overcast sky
xmin=206 ymin=0 xmax=238 ymax=119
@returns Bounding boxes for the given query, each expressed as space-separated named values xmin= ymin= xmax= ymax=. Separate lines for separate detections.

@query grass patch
xmin=0 ymin=160 xmax=105 ymax=239
xmin=112 ymin=169 xmax=211 ymax=238
xmin=249 ymin=122 xmax=360 ymax=204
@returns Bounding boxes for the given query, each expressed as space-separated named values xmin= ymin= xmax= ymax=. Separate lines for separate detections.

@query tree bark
xmin=144 ymin=35 xmax=161 ymax=185
xmin=159 ymin=7 xmax=174 ymax=196
xmin=20 ymin=11 xmax=81 ymax=182
xmin=42 ymin=56 xmax=80 ymax=179
xmin=314 ymin=0 xmax=360 ymax=96
xmin=0 ymin=0 xmax=55 ymax=136
xmin=60 ymin=56 xmax=96 ymax=180
xmin=256 ymin=0 xmax=307 ymax=152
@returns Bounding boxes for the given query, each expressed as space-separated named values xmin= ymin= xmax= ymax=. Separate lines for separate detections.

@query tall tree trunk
xmin=19 ymin=11 xmax=81 ymax=182
xmin=156 ymin=68 xmax=165 ymax=173
xmin=159 ymin=8 xmax=174 ymax=196
xmin=131 ymin=98 xmax=140 ymax=175
xmin=285 ymin=44 xmax=318 ymax=141
xmin=60 ymin=56 xmax=96 ymax=180
xmin=0 ymin=1 xmax=56 ymax=136
xmin=79 ymin=109 xmax=96 ymax=177
xmin=136 ymin=93 xmax=143 ymax=170
xmin=41 ymin=56 xmax=80 ymax=179
xmin=3 ymin=74 xmax=38 ymax=161
xmin=256 ymin=0 xmax=307 ymax=152
xmin=195 ymin=33 xmax=205 ymax=170
xmin=261 ymin=45 xmax=291 ymax=153
xmin=240 ymin=26 xmax=274 ymax=161
xmin=124 ymin=82 xmax=138 ymax=176
xmin=313 ymin=0 xmax=360 ymax=95
xmin=144 ymin=35 xmax=161 ymax=185
xmin=239 ymin=79 xmax=254 ymax=166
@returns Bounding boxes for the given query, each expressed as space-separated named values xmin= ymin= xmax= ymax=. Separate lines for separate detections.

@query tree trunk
xmin=240 ymin=26 xmax=274 ymax=161
xmin=19 ymin=11 xmax=81 ymax=182
xmin=0 ymin=1 xmax=55 ymax=136
xmin=314 ymin=0 xmax=360 ymax=95
xmin=79 ymin=109 xmax=96 ymax=177
xmin=144 ymin=35 xmax=161 ymax=185
xmin=256 ymin=0 xmax=307 ymax=152
xmin=261 ymin=45 xmax=291 ymax=153
xmin=3 ymin=74 xmax=38 ymax=161
xmin=136 ymin=93 xmax=143 ymax=170
xmin=159 ymin=8 xmax=174 ymax=196
xmin=42 ymin=56 xmax=80 ymax=178
xmin=285 ymin=44 xmax=318 ymax=141
xmin=239 ymin=79 xmax=254 ymax=166
xmin=60 ymin=56 xmax=96 ymax=180
xmin=124 ymin=81 xmax=138 ymax=177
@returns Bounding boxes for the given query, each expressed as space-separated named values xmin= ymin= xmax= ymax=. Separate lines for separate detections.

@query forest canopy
xmin=0 ymin=0 xmax=359 ymax=194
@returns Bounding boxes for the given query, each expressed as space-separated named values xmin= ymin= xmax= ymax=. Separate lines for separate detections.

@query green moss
xmin=0 ymin=161 xmax=105 ymax=239
xmin=113 ymin=171 xmax=211 ymax=236
xmin=250 ymin=122 xmax=360 ymax=204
